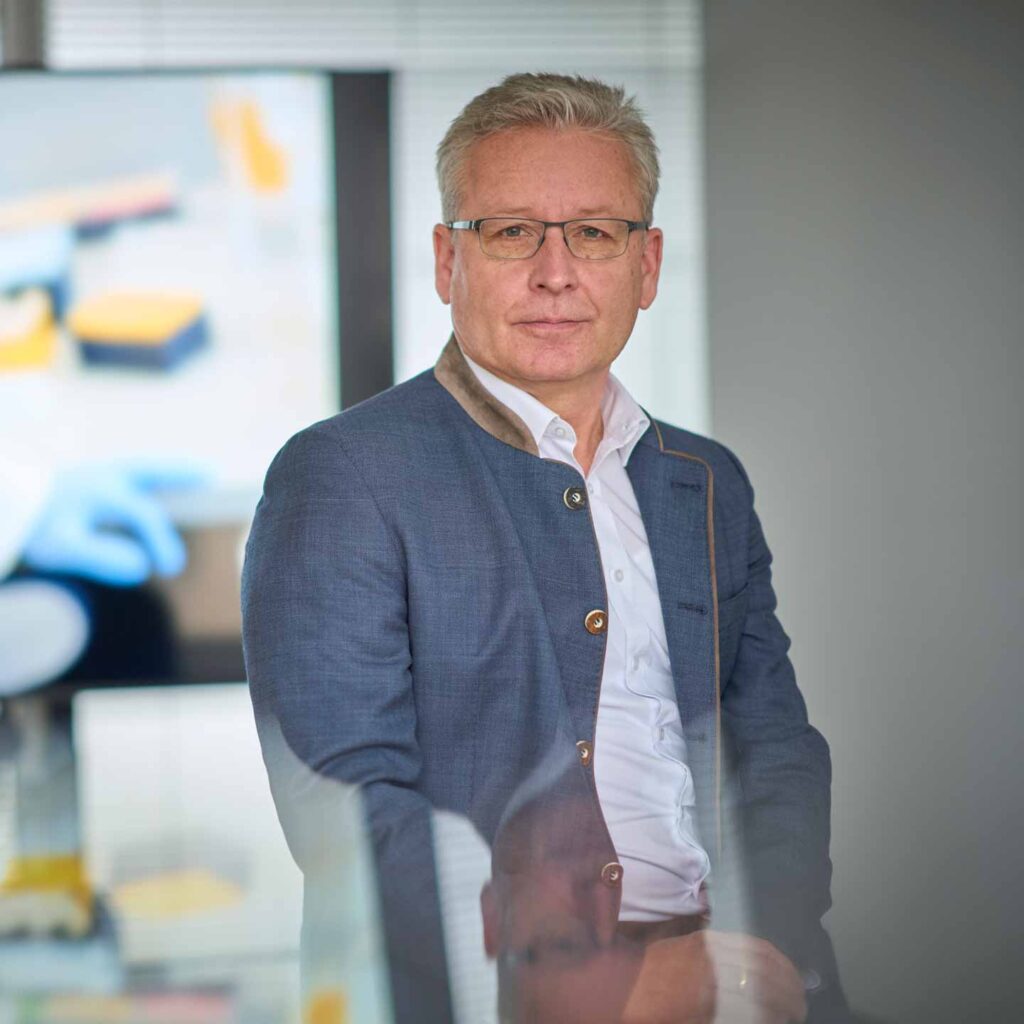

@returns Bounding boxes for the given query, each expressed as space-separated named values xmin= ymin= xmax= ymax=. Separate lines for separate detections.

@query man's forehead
xmin=460 ymin=127 xmax=641 ymax=217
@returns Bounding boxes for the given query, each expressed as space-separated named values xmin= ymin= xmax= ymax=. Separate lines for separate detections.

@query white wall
xmin=704 ymin=3 xmax=1024 ymax=1022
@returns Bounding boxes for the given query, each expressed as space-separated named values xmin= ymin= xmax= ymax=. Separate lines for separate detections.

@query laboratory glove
xmin=22 ymin=460 xmax=205 ymax=586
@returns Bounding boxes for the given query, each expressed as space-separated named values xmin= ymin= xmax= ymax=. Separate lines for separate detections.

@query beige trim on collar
xmin=433 ymin=335 xmax=539 ymax=456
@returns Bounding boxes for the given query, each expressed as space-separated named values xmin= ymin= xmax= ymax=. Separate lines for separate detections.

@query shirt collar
xmin=599 ymin=371 xmax=651 ymax=466
xmin=459 ymin=345 xmax=650 ymax=467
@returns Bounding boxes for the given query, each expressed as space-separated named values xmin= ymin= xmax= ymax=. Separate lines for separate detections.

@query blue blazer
xmin=243 ymin=338 xmax=845 ymax=1022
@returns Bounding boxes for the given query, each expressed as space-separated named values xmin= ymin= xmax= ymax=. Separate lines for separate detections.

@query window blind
xmin=46 ymin=0 xmax=700 ymax=71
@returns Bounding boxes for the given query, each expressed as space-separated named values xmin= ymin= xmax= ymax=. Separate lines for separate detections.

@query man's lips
xmin=516 ymin=317 xmax=588 ymax=324
xmin=515 ymin=318 xmax=589 ymax=331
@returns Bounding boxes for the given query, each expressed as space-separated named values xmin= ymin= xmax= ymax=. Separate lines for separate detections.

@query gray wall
xmin=704 ymin=3 xmax=1023 ymax=1022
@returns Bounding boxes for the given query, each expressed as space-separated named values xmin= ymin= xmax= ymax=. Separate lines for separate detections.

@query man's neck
xmin=519 ymin=374 xmax=608 ymax=476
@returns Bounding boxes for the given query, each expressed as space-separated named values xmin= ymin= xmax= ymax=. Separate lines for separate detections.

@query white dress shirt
xmin=461 ymin=348 xmax=710 ymax=920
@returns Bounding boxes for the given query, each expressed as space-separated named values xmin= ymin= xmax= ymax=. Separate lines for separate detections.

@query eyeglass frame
xmin=445 ymin=217 xmax=650 ymax=260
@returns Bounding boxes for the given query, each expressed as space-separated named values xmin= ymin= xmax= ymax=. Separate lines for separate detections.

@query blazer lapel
xmin=627 ymin=422 xmax=720 ymax=858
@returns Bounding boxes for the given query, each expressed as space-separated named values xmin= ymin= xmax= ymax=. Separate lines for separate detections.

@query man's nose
xmin=528 ymin=226 xmax=579 ymax=292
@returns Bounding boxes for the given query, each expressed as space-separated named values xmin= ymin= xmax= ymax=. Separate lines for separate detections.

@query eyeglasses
xmin=446 ymin=217 xmax=649 ymax=260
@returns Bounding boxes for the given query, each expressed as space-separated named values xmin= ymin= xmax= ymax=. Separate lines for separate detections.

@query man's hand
xmin=621 ymin=930 xmax=807 ymax=1024
xmin=705 ymin=932 xmax=807 ymax=1024
xmin=620 ymin=931 xmax=715 ymax=1024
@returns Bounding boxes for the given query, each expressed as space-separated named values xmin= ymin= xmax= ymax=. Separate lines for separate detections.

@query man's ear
xmin=480 ymin=880 xmax=500 ymax=959
xmin=638 ymin=226 xmax=664 ymax=311
xmin=433 ymin=223 xmax=454 ymax=305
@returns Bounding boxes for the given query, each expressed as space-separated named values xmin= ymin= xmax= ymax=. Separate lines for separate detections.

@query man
xmin=243 ymin=73 xmax=846 ymax=1023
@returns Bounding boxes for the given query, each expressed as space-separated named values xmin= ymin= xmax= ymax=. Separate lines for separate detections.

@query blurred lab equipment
xmin=0 ymin=457 xmax=201 ymax=992
xmin=21 ymin=461 xmax=199 ymax=589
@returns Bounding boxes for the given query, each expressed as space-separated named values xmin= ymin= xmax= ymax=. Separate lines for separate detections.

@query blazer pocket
xmin=717 ymin=584 xmax=749 ymax=683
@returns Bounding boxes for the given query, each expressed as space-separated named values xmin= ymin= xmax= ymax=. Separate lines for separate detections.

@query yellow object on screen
xmin=240 ymin=101 xmax=289 ymax=193
xmin=112 ymin=867 xmax=244 ymax=919
xmin=0 ymin=288 xmax=57 ymax=371
xmin=68 ymin=292 xmax=204 ymax=346
xmin=304 ymin=988 xmax=349 ymax=1024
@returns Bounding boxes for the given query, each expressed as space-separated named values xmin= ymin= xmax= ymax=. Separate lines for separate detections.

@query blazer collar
xmin=433 ymin=334 xmax=658 ymax=460
xmin=434 ymin=335 xmax=538 ymax=456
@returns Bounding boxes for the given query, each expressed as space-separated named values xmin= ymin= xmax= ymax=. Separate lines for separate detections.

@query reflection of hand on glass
xmin=482 ymin=780 xmax=639 ymax=1024
xmin=621 ymin=931 xmax=807 ymax=1024
xmin=22 ymin=460 xmax=205 ymax=586
xmin=481 ymin=774 xmax=807 ymax=1024
xmin=492 ymin=925 xmax=806 ymax=1024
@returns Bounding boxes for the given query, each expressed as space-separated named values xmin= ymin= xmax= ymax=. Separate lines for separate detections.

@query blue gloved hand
xmin=22 ymin=460 xmax=207 ymax=587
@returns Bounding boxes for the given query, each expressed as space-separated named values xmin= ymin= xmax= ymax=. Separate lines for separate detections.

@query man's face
xmin=481 ymin=790 xmax=636 ymax=1024
xmin=433 ymin=127 xmax=663 ymax=395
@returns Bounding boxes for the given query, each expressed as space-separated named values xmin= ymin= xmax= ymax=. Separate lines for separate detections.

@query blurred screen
xmin=0 ymin=69 xmax=342 ymax=686
xmin=0 ymin=70 xmax=339 ymax=517
xmin=0 ymin=75 xmax=374 ymax=1023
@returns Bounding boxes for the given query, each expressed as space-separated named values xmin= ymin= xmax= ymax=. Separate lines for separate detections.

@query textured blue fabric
xmin=242 ymin=365 xmax=845 ymax=1022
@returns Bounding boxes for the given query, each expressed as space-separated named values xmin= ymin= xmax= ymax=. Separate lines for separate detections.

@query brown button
xmin=563 ymin=485 xmax=587 ymax=510
xmin=601 ymin=862 xmax=624 ymax=887
xmin=584 ymin=609 xmax=607 ymax=635
xmin=576 ymin=740 xmax=593 ymax=767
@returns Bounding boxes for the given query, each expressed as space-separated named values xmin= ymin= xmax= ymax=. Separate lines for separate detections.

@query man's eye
xmin=574 ymin=224 xmax=610 ymax=240
xmin=494 ymin=222 xmax=538 ymax=239
xmin=482 ymin=222 xmax=531 ymax=242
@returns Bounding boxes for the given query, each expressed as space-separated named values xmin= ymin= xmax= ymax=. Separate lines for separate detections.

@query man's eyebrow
xmin=490 ymin=207 xmax=619 ymax=218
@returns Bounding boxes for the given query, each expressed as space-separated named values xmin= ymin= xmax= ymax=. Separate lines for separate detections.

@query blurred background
xmin=0 ymin=1 xmax=1019 ymax=1022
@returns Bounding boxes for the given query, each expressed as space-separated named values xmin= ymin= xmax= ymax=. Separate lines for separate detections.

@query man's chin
xmin=505 ymin=336 xmax=605 ymax=384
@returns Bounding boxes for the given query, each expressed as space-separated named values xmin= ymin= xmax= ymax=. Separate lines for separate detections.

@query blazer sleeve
xmin=717 ymin=445 xmax=849 ymax=1020
xmin=241 ymin=422 xmax=453 ymax=1024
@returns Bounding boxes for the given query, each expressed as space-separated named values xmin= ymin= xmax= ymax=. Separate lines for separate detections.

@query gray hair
xmin=436 ymin=72 xmax=660 ymax=223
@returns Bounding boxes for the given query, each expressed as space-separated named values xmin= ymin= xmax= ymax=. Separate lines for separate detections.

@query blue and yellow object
xmin=67 ymin=292 xmax=208 ymax=370
xmin=73 ymin=171 xmax=180 ymax=240
xmin=0 ymin=172 xmax=179 ymax=243
xmin=0 ymin=288 xmax=58 ymax=372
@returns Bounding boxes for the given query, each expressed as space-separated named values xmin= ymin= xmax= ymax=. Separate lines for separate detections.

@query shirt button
xmin=575 ymin=740 xmax=593 ymax=767
xmin=563 ymin=486 xmax=587 ymax=510
xmin=600 ymin=862 xmax=624 ymax=887
xmin=554 ymin=426 xmax=568 ymax=439
xmin=584 ymin=609 xmax=607 ymax=635
xmin=613 ymin=569 xmax=624 ymax=582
